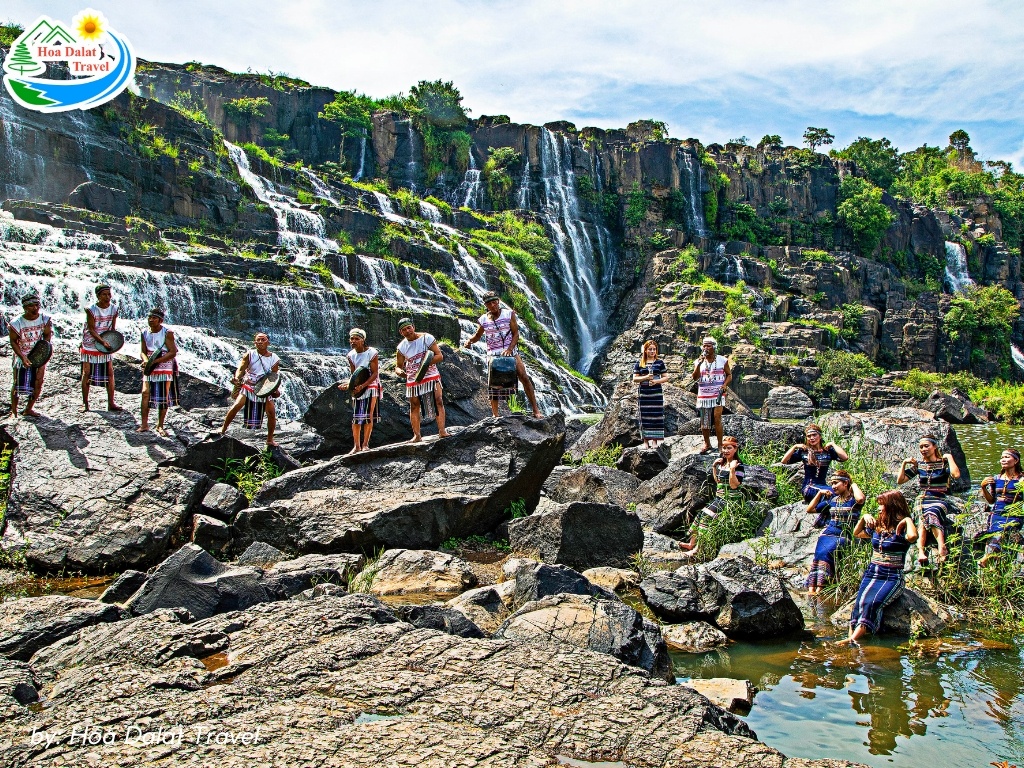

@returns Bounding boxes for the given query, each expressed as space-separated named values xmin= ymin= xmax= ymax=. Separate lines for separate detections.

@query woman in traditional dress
xmin=979 ymin=448 xmax=1024 ymax=566
xmin=219 ymin=332 xmax=281 ymax=447
xmin=679 ymin=436 xmax=744 ymax=554
xmin=137 ymin=308 xmax=178 ymax=437
xmin=338 ymin=328 xmax=381 ymax=454
xmin=79 ymin=283 xmax=123 ymax=412
xmin=781 ymin=424 xmax=849 ymax=515
xmin=844 ymin=490 xmax=918 ymax=645
xmin=805 ymin=469 xmax=866 ymax=594
xmin=897 ymin=434 xmax=961 ymax=566
xmin=8 ymin=293 xmax=51 ymax=418
xmin=633 ymin=339 xmax=669 ymax=449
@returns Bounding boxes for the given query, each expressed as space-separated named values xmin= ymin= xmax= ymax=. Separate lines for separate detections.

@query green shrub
xmin=838 ymin=302 xmax=865 ymax=342
xmin=215 ymin=451 xmax=283 ymax=501
xmin=482 ymin=147 xmax=522 ymax=210
xmin=625 ymin=182 xmax=649 ymax=228
xmin=224 ymin=96 xmax=271 ymax=121
xmin=837 ymin=176 xmax=895 ymax=255
xmin=169 ymin=90 xmax=211 ymax=126
xmin=970 ymin=381 xmax=1024 ymax=424
xmin=802 ymin=249 xmax=835 ymax=263
xmin=424 ymin=196 xmax=453 ymax=218
xmin=564 ymin=444 xmax=623 ymax=468
xmin=690 ymin=497 xmax=765 ymax=563
xmin=810 ymin=350 xmax=882 ymax=396
xmin=892 ymin=369 xmax=984 ymax=400
xmin=240 ymin=141 xmax=280 ymax=167
xmin=0 ymin=22 xmax=23 ymax=48
xmin=943 ymin=284 xmax=1020 ymax=352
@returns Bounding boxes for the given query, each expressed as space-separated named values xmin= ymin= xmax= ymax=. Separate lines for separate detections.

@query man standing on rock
xmin=137 ymin=308 xmax=178 ymax=437
xmin=8 ymin=293 xmax=51 ymax=418
xmin=692 ymin=336 xmax=731 ymax=454
xmin=464 ymin=293 xmax=543 ymax=418
xmin=396 ymin=318 xmax=448 ymax=442
xmin=219 ymin=332 xmax=281 ymax=447
xmin=80 ymin=283 xmax=123 ymax=413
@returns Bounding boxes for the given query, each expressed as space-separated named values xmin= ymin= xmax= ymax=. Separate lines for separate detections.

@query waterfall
xmin=683 ymin=150 xmax=708 ymax=237
xmin=419 ymin=200 xmax=442 ymax=223
xmin=724 ymin=255 xmax=746 ymax=285
xmin=302 ymin=169 xmax=338 ymax=204
xmin=1013 ymin=344 xmax=1024 ymax=373
xmin=515 ymin=155 xmax=531 ymax=209
xmin=944 ymin=241 xmax=974 ymax=293
xmin=405 ymin=121 xmax=419 ymax=192
xmin=458 ymin=151 xmax=483 ymax=210
xmin=353 ymin=136 xmax=367 ymax=181
xmin=371 ymin=191 xmax=413 ymax=225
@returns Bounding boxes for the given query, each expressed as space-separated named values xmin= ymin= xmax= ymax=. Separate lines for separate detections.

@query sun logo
xmin=72 ymin=8 xmax=107 ymax=41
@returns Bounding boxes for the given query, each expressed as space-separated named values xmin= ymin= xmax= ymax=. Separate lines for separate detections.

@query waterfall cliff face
xmin=944 ymin=241 xmax=974 ymax=293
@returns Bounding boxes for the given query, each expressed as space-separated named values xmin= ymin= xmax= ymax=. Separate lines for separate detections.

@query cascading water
xmin=682 ymin=150 xmax=708 ymax=237
xmin=515 ymin=156 xmax=531 ymax=209
xmin=302 ymin=168 xmax=338 ymax=204
xmin=353 ymin=135 xmax=367 ymax=181
xmin=457 ymin=152 xmax=483 ymax=210
xmin=419 ymin=200 xmax=442 ymax=223
xmin=1013 ymin=344 xmax=1024 ymax=372
xmin=944 ymin=241 xmax=974 ymax=293
xmin=405 ymin=121 xmax=419 ymax=193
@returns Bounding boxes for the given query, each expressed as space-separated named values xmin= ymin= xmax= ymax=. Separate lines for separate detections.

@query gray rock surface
xmin=641 ymin=556 xmax=804 ymax=639
xmin=684 ymin=678 xmax=755 ymax=713
xmin=507 ymin=500 xmax=643 ymax=571
xmin=662 ymin=621 xmax=730 ymax=653
xmin=236 ymin=540 xmax=287 ymax=566
xmin=542 ymin=463 xmax=641 ymax=508
xmin=191 ymin=513 xmax=232 ymax=553
xmin=830 ymin=588 xmax=953 ymax=637
xmin=495 ymin=593 xmax=674 ymax=682
xmin=199 ymin=482 xmax=248 ymax=521
xmin=262 ymin=553 xmax=365 ymax=599
xmin=98 ymin=570 xmax=150 ymax=604
xmin=616 ymin=443 xmax=671 ymax=479
xmin=0 ymin=595 xmax=122 ymax=661
xmin=675 ymin=414 xmax=805 ymax=451
xmin=393 ymin=604 xmax=486 ymax=638
xmin=445 ymin=582 xmax=515 ymax=635
xmin=239 ymin=415 xmax=564 ymax=552
xmin=920 ymin=388 xmax=990 ymax=424
xmin=357 ymin=549 xmax=477 ymax=596
xmin=761 ymin=386 xmax=815 ymax=419
xmin=511 ymin=562 xmax=616 ymax=607
xmin=582 ymin=567 xmax=641 ymax=592
xmin=125 ymin=544 xmax=269 ymax=620
xmin=0 ymin=658 xmax=38 ymax=705
xmin=719 ymin=501 xmax=821 ymax=575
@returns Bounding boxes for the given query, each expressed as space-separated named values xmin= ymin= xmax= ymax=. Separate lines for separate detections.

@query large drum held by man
xmin=99 ymin=329 xmax=125 ymax=354
xmin=27 ymin=339 xmax=52 ymax=368
xmin=254 ymin=371 xmax=282 ymax=398
xmin=488 ymin=355 xmax=518 ymax=392
xmin=348 ymin=365 xmax=371 ymax=395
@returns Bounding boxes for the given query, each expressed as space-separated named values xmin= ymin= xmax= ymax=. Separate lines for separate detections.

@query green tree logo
xmin=6 ymin=39 xmax=45 ymax=76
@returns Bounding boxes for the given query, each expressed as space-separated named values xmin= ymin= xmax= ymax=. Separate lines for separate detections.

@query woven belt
xmin=870 ymin=552 xmax=905 ymax=568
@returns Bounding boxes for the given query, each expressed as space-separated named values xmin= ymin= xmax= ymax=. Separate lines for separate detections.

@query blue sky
xmin=7 ymin=0 xmax=1024 ymax=167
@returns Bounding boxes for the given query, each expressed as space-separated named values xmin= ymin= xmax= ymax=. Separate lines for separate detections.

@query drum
xmin=348 ymin=365 xmax=371 ymax=395
xmin=488 ymin=355 xmax=518 ymax=391
xmin=27 ymin=339 xmax=52 ymax=368
xmin=254 ymin=371 xmax=282 ymax=398
xmin=99 ymin=329 xmax=124 ymax=353
xmin=143 ymin=353 xmax=163 ymax=376
xmin=414 ymin=350 xmax=435 ymax=383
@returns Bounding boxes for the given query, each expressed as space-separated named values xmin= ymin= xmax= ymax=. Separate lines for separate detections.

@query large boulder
xmin=261 ymin=553 xmax=365 ymax=599
xmin=198 ymin=482 xmax=248 ymax=521
xmin=542 ymin=463 xmax=640 ymax=508
xmin=662 ymin=621 xmax=730 ymax=653
xmin=616 ymin=444 xmax=670 ymax=479
xmin=684 ymin=678 xmax=755 ymax=714
xmin=511 ymin=562 xmax=616 ymax=607
xmin=98 ymin=570 xmax=149 ymax=605
xmin=640 ymin=556 xmax=804 ymax=639
xmin=445 ymin=582 xmax=515 ymax=634
xmin=0 ymin=596 xmax=121 ymax=661
xmin=0 ymin=658 xmax=38 ymax=705
xmin=719 ymin=501 xmax=822 ymax=576
xmin=675 ymin=414 xmax=805 ymax=451
xmin=355 ymin=549 xmax=477 ymax=596
xmin=238 ymin=415 xmax=565 ymax=553
xmin=392 ymin=604 xmax=486 ymax=638
xmin=830 ymin=588 xmax=953 ymax=637
xmin=125 ymin=544 xmax=269 ymax=620
xmin=507 ymin=500 xmax=643 ymax=571
xmin=920 ymin=389 xmax=990 ymax=425
xmin=819 ymin=407 xmax=970 ymax=491
xmin=494 ymin=593 xmax=674 ymax=682
xmin=761 ymin=386 xmax=814 ymax=419
xmin=0 ymin=594 xmax=859 ymax=767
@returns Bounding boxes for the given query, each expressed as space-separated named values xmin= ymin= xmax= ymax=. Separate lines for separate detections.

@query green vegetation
xmin=504 ymin=497 xmax=528 ymax=519
xmin=441 ymin=534 xmax=512 ymax=553
xmin=0 ymin=22 xmax=23 ymax=48
xmin=757 ymin=134 xmax=783 ymax=152
xmin=892 ymin=371 xmax=1024 ymax=424
xmin=0 ymin=446 xmax=12 ymax=529
xmin=837 ymin=176 xmax=896 ymax=255
xmin=891 ymin=369 xmax=984 ymax=400
xmin=742 ymin=441 xmax=802 ymax=506
xmin=838 ymin=302 xmax=865 ymax=342
xmin=809 ymin=350 xmax=882 ymax=397
xmin=721 ymin=201 xmax=772 ymax=244
xmin=563 ymin=444 xmax=623 ymax=468
xmin=424 ymin=196 xmax=453 ymax=218
xmin=482 ymin=146 xmax=522 ymax=209
xmin=224 ymin=96 xmax=271 ymax=122
xmin=169 ymin=90 xmax=212 ymax=127
xmin=802 ymin=249 xmax=835 ymax=263
xmin=943 ymin=284 xmax=1020 ymax=356
xmin=690 ymin=498 xmax=766 ymax=563
xmin=701 ymin=152 xmax=727 ymax=228
xmin=240 ymin=141 xmax=280 ymax=167
xmin=347 ymin=547 xmax=384 ymax=593
xmin=215 ymin=452 xmax=284 ymax=500
xmin=470 ymin=211 xmax=552 ymax=296
xmin=626 ymin=119 xmax=669 ymax=143
xmin=802 ymin=126 xmax=834 ymax=152
xmin=831 ymin=136 xmax=900 ymax=189
xmin=625 ymin=182 xmax=649 ymax=228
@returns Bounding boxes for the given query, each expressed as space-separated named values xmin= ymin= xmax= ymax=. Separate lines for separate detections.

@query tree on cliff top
xmin=803 ymin=127 xmax=834 ymax=153
xmin=757 ymin=135 xmax=783 ymax=152
xmin=626 ymin=120 xmax=668 ymax=143
xmin=409 ymin=80 xmax=468 ymax=129
xmin=837 ymin=176 xmax=895 ymax=256
xmin=832 ymin=137 xmax=901 ymax=190
xmin=319 ymin=90 xmax=376 ymax=138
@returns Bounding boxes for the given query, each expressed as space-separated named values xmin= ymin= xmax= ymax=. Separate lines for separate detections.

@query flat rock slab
xmin=242 ymin=415 xmax=564 ymax=553
xmin=508 ymin=500 xmax=643 ymax=571
xmin=542 ymin=464 xmax=640 ymax=508
xmin=684 ymin=677 xmax=756 ymax=713
xmin=359 ymin=549 xmax=476 ymax=596
xmin=663 ymin=621 xmax=730 ymax=653
xmin=582 ymin=567 xmax=641 ymax=592
xmin=0 ymin=595 xmax=121 ymax=661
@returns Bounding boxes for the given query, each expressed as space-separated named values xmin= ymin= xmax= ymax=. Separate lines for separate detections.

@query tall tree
xmin=803 ymin=127 xmax=834 ymax=153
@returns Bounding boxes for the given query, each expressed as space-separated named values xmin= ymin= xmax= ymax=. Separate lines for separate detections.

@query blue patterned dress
xmin=905 ymin=459 xmax=953 ymax=548
xmin=634 ymin=358 xmax=667 ymax=441
xmin=850 ymin=524 xmax=911 ymax=634
xmin=784 ymin=446 xmax=841 ymax=513
xmin=806 ymin=494 xmax=864 ymax=590
xmin=984 ymin=475 xmax=1024 ymax=554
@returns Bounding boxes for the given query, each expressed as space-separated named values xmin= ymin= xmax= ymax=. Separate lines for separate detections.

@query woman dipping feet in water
xmin=805 ymin=469 xmax=866 ymax=595
xmin=979 ymin=448 xmax=1024 ymax=567
xmin=842 ymin=490 xmax=918 ymax=646
xmin=782 ymin=425 xmax=849 ymax=516
xmin=678 ymin=436 xmax=744 ymax=555
xmin=897 ymin=434 xmax=960 ymax=566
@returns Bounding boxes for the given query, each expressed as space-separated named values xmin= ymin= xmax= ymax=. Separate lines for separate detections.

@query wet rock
xmin=393 ymin=604 xmax=486 ymax=639
xmin=357 ymin=549 xmax=476 ymax=596
xmin=761 ymin=386 xmax=814 ymax=419
xmin=542 ymin=463 xmax=640 ymax=508
xmin=0 ymin=658 xmax=38 ymax=705
xmin=125 ymin=544 xmax=269 ymax=620
xmin=241 ymin=415 xmax=564 ymax=553
xmin=236 ymin=540 xmax=287 ymax=566
xmin=617 ymin=443 xmax=671 ymax=479
xmin=507 ymin=500 xmax=643 ymax=571
xmin=98 ymin=570 xmax=149 ymax=605
xmin=582 ymin=567 xmax=641 ymax=592
xmin=445 ymin=582 xmax=514 ymax=634
xmin=67 ymin=181 xmax=131 ymax=217
xmin=662 ymin=621 xmax=730 ymax=653
xmin=641 ymin=556 xmax=804 ymax=639
xmin=511 ymin=562 xmax=616 ymax=607
xmin=684 ymin=678 xmax=755 ymax=713
xmin=819 ymin=407 xmax=970 ymax=491
xmin=0 ymin=595 xmax=122 ymax=661
xmin=494 ymin=593 xmax=674 ymax=682
xmin=921 ymin=389 xmax=990 ymax=425
xmin=261 ymin=553 xmax=364 ymax=599
xmin=191 ymin=513 xmax=232 ymax=553
xmin=199 ymin=482 xmax=248 ymax=521
xmin=830 ymin=588 xmax=952 ymax=637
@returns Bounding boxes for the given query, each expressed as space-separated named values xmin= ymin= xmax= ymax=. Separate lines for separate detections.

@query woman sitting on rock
xmin=843 ymin=490 xmax=918 ymax=645
xmin=805 ymin=469 xmax=865 ymax=595
xmin=897 ymin=434 xmax=961 ymax=566
xmin=979 ymin=448 xmax=1024 ymax=567
xmin=632 ymin=339 xmax=669 ymax=450
xmin=679 ymin=436 xmax=744 ymax=555
xmin=781 ymin=424 xmax=848 ymax=514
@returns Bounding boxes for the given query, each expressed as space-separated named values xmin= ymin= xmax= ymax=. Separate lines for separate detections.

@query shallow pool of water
xmin=956 ymin=422 xmax=1024 ymax=490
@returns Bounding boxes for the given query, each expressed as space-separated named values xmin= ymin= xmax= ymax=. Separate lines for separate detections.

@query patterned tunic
xmin=142 ymin=328 xmax=177 ymax=409
xmin=481 ymin=309 xmax=518 ymax=400
xmin=806 ymin=494 xmax=864 ymax=589
xmin=690 ymin=461 xmax=745 ymax=537
xmin=905 ymin=459 xmax=953 ymax=543
xmin=785 ymin=446 xmax=841 ymax=508
xmin=81 ymin=303 xmax=118 ymax=363
xmin=695 ymin=354 xmax=728 ymax=409
xmin=398 ymin=333 xmax=441 ymax=397
xmin=347 ymin=347 xmax=381 ymax=426
xmin=984 ymin=474 xmax=1024 ymax=554
xmin=850 ymin=525 xmax=910 ymax=634
xmin=10 ymin=314 xmax=49 ymax=396
xmin=634 ymin=358 xmax=667 ymax=441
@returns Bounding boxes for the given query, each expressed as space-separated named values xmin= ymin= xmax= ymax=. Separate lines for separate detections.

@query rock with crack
xmin=719 ymin=501 xmax=821 ymax=578
xmin=495 ymin=593 xmax=674 ymax=682
xmin=236 ymin=540 xmax=287 ymax=567
xmin=920 ymin=388 xmax=990 ymax=425
xmin=98 ymin=570 xmax=149 ymax=604
xmin=261 ymin=553 xmax=365 ymax=599
xmin=510 ymin=562 xmax=616 ymax=608
xmin=0 ymin=658 xmax=38 ymax=706
xmin=393 ymin=604 xmax=486 ymax=638
xmin=662 ymin=621 xmax=730 ymax=653
xmin=0 ymin=595 xmax=122 ymax=661
xmin=445 ymin=582 xmax=515 ymax=635
xmin=237 ymin=415 xmax=565 ymax=553
xmin=542 ymin=463 xmax=641 ymax=508
xmin=191 ymin=513 xmax=232 ymax=553
xmin=684 ymin=678 xmax=755 ymax=713
xmin=507 ymin=500 xmax=644 ymax=571
xmin=616 ymin=443 xmax=671 ymax=480
xmin=582 ymin=567 xmax=641 ymax=592
xmin=0 ymin=595 xmax=864 ymax=766
xmin=830 ymin=588 xmax=952 ymax=637
xmin=354 ymin=549 xmax=476 ymax=596
xmin=199 ymin=482 xmax=248 ymax=521
xmin=641 ymin=556 xmax=804 ymax=639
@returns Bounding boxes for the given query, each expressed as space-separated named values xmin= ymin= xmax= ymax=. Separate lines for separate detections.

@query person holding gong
xmin=464 ymin=293 xmax=543 ymax=418
xmin=337 ymin=327 xmax=381 ymax=454
xmin=137 ymin=308 xmax=178 ymax=436
xmin=8 ymin=293 xmax=52 ymax=418
xmin=79 ymin=283 xmax=123 ymax=413
xmin=219 ymin=332 xmax=281 ymax=447
xmin=396 ymin=318 xmax=448 ymax=442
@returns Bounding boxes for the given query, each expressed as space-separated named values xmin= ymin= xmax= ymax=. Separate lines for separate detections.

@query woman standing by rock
xmin=633 ymin=339 xmax=669 ymax=449
xmin=805 ymin=469 xmax=866 ymax=594
xmin=339 ymin=328 xmax=381 ymax=454
xmin=843 ymin=490 xmax=918 ymax=645
xmin=781 ymin=425 xmax=849 ymax=514
xmin=679 ymin=436 xmax=744 ymax=555
xmin=897 ymin=435 xmax=961 ymax=566
xmin=979 ymin=448 xmax=1024 ymax=566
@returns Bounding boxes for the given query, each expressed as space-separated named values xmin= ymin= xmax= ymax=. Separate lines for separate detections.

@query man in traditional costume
xmin=338 ymin=328 xmax=381 ymax=454
xmin=137 ymin=308 xmax=178 ymax=437
xmin=80 ymin=283 xmax=123 ymax=412
xmin=219 ymin=332 xmax=282 ymax=447
xmin=396 ymin=318 xmax=448 ymax=442
xmin=692 ymin=336 xmax=731 ymax=454
xmin=8 ymin=293 xmax=51 ymax=418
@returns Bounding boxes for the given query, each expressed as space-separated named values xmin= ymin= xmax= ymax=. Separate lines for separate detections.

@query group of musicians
xmin=5 ymin=288 xmax=544 ymax=450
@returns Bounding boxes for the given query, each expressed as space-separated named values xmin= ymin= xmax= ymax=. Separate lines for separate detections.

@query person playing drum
xmin=464 ymin=293 xmax=543 ymax=418
xmin=337 ymin=327 xmax=381 ymax=454
xmin=80 ymin=283 xmax=123 ymax=413
xmin=219 ymin=332 xmax=281 ymax=447
xmin=137 ymin=308 xmax=178 ymax=436
xmin=396 ymin=318 xmax=448 ymax=442
xmin=8 ymin=293 xmax=51 ymax=418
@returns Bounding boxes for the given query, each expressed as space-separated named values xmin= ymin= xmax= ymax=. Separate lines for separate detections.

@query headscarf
xmin=702 ymin=336 xmax=717 ymax=347
xmin=482 ymin=292 xmax=500 ymax=305
xmin=21 ymin=293 xmax=40 ymax=307
xmin=148 ymin=307 xmax=166 ymax=320
xmin=349 ymin=328 xmax=367 ymax=340
xmin=95 ymin=283 xmax=111 ymax=297
xmin=397 ymin=317 xmax=414 ymax=332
